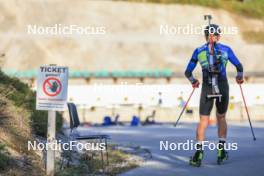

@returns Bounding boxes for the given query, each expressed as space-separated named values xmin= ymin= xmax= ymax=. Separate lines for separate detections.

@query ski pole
xmin=239 ymin=84 xmax=256 ymax=141
xmin=174 ymin=88 xmax=196 ymax=127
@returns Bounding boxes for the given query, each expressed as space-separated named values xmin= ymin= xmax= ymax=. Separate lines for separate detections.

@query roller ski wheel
xmin=217 ymin=149 xmax=228 ymax=165
xmin=189 ymin=151 xmax=203 ymax=167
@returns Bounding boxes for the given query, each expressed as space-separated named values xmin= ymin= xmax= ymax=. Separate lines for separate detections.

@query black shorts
xmin=199 ymin=80 xmax=229 ymax=116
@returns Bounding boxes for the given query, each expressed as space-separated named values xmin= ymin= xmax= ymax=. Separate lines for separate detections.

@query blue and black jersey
xmin=185 ymin=43 xmax=243 ymax=83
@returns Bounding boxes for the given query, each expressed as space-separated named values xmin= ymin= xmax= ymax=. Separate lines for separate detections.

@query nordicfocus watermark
xmin=27 ymin=24 xmax=106 ymax=36
xmin=160 ymin=140 xmax=238 ymax=151
xmin=91 ymin=82 xmax=168 ymax=94
xmin=160 ymin=24 xmax=238 ymax=36
xmin=28 ymin=140 xmax=106 ymax=151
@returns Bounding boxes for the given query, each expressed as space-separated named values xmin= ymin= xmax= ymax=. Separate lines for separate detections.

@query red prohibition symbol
xmin=43 ymin=77 xmax=62 ymax=97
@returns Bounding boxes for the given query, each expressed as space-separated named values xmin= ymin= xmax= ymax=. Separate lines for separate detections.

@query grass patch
xmin=242 ymin=31 xmax=264 ymax=44
xmin=55 ymin=164 xmax=89 ymax=176
xmin=0 ymin=69 xmax=62 ymax=175
xmin=0 ymin=70 xmax=62 ymax=137
xmin=107 ymin=150 xmax=138 ymax=175
xmin=0 ymin=91 xmax=45 ymax=175
xmin=125 ymin=0 xmax=264 ymax=19
xmin=56 ymin=146 xmax=139 ymax=176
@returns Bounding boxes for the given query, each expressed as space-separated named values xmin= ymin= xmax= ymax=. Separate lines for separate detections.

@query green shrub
xmin=0 ymin=143 xmax=10 ymax=170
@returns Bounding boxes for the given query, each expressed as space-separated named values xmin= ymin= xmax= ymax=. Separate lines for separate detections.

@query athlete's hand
xmin=192 ymin=79 xmax=200 ymax=88
xmin=236 ymin=76 xmax=244 ymax=84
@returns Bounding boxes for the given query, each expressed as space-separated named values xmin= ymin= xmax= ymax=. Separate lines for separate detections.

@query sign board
xmin=36 ymin=66 xmax=68 ymax=111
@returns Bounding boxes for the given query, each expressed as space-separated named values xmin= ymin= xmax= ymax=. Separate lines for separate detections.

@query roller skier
xmin=185 ymin=15 xmax=244 ymax=167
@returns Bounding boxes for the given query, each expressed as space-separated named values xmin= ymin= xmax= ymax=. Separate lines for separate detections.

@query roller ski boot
xmin=217 ymin=142 xmax=228 ymax=165
xmin=189 ymin=150 xmax=204 ymax=167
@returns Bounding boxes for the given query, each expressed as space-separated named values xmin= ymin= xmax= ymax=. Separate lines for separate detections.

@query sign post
xmin=36 ymin=65 xmax=68 ymax=176
xmin=46 ymin=110 xmax=56 ymax=176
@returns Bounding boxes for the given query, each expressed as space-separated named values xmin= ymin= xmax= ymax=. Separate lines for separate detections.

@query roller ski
xmin=189 ymin=150 xmax=204 ymax=167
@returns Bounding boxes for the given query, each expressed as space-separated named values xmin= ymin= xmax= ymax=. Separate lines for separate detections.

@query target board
xmin=36 ymin=66 xmax=69 ymax=111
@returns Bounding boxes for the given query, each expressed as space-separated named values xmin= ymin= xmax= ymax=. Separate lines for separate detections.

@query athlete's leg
xmin=197 ymin=115 xmax=210 ymax=141
xmin=190 ymin=83 xmax=213 ymax=166
xmin=216 ymin=111 xmax=229 ymax=164
xmin=191 ymin=113 xmax=209 ymax=167
xmin=216 ymin=80 xmax=229 ymax=139
xmin=215 ymin=80 xmax=229 ymax=164
xmin=198 ymin=83 xmax=214 ymax=141
xmin=216 ymin=112 xmax=227 ymax=138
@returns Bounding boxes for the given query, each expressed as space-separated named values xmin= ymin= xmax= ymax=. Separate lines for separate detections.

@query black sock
xmin=219 ymin=140 xmax=226 ymax=150
xmin=196 ymin=143 xmax=203 ymax=152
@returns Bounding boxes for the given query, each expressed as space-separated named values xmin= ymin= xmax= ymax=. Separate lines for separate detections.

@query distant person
xmin=177 ymin=96 xmax=186 ymax=108
xmin=185 ymin=24 xmax=244 ymax=166
xmin=103 ymin=114 xmax=123 ymax=126
xmin=142 ymin=110 xmax=156 ymax=125
xmin=178 ymin=94 xmax=193 ymax=114
xmin=158 ymin=92 xmax=163 ymax=106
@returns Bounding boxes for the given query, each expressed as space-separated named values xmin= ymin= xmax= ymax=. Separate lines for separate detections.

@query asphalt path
xmin=75 ymin=122 xmax=264 ymax=176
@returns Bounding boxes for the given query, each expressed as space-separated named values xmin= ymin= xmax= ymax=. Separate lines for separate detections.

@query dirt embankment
xmin=0 ymin=0 xmax=263 ymax=72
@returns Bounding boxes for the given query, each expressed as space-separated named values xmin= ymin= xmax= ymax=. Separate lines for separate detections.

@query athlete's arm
xmin=227 ymin=47 xmax=243 ymax=78
xmin=185 ymin=49 xmax=198 ymax=84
